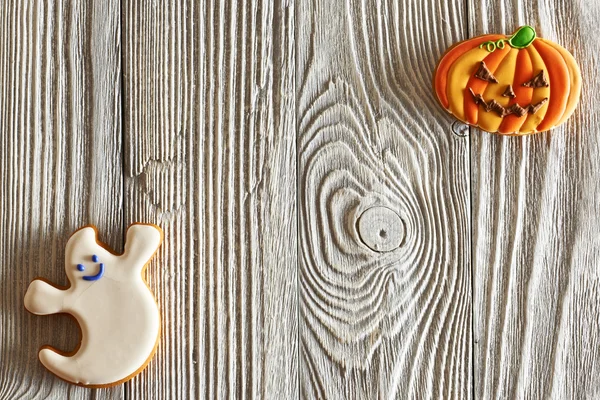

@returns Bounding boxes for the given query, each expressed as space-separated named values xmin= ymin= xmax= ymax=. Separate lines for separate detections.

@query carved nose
xmin=502 ymin=85 xmax=516 ymax=99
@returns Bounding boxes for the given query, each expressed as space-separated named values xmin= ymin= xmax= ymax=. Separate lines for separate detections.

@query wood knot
xmin=357 ymin=207 xmax=404 ymax=252
xmin=451 ymin=121 xmax=469 ymax=137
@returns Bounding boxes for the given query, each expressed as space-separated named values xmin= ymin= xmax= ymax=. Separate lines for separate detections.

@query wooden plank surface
xmin=122 ymin=0 xmax=297 ymax=398
xmin=3 ymin=0 xmax=600 ymax=398
xmin=297 ymin=0 xmax=472 ymax=398
xmin=0 ymin=0 xmax=123 ymax=399
xmin=469 ymin=1 xmax=600 ymax=399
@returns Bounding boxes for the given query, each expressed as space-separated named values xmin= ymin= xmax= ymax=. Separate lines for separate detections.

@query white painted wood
xmin=469 ymin=1 xmax=600 ymax=399
xmin=297 ymin=0 xmax=471 ymax=398
xmin=4 ymin=0 xmax=600 ymax=398
xmin=357 ymin=207 xmax=405 ymax=252
xmin=122 ymin=0 xmax=297 ymax=398
xmin=0 ymin=0 xmax=122 ymax=399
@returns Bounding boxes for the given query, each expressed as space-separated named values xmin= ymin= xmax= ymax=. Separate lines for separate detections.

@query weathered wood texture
xmin=297 ymin=0 xmax=471 ymax=398
xmin=122 ymin=0 xmax=297 ymax=399
xmin=469 ymin=1 xmax=600 ymax=399
xmin=3 ymin=0 xmax=600 ymax=398
xmin=0 ymin=0 xmax=123 ymax=399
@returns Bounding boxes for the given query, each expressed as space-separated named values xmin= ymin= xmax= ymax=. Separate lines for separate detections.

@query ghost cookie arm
xmin=122 ymin=224 xmax=163 ymax=272
xmin=24 ymin=279 xmax=68 ymax=315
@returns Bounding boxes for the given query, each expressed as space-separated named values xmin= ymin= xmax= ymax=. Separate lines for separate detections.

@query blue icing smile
xmin=83 ymin=263 xmax=105 ymax=281
xmin=79 ymin=255 xmax=104 ymax=281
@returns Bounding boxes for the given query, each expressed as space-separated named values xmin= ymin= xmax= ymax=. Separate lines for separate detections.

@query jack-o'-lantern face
xmin=433 ymin=26 xmax=581 ymax=135
xmin=469 ymin=62 xmax=549 ymax=118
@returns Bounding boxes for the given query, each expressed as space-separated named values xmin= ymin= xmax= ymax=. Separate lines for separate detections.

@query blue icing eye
xmin=77 ymin=264 xmax=85 ymax=271
xmin=92 ymin=254 xmax=99 ymax=263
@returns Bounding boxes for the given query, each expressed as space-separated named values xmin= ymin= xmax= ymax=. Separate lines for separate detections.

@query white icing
xmin=24 ymin=224 xmax=162 ymax=386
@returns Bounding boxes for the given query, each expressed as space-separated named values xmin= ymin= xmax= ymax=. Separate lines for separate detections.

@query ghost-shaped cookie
xmin=24 ymin=224 xmax=163 ymax=387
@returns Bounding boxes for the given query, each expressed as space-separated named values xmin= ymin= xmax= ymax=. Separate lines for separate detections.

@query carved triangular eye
xmin=474 ymin=61 xmax=499 ymax=83
xmin=522 ymin=70 xmax=549 ymax=88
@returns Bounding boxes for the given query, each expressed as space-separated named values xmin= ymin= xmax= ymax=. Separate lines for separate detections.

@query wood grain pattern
xmin=297 ymin=0 xmax=472 ymax=397
xmin=0 ymin=0 xmax=122 ymax=399
xmin=122 ymin=0 xmax=297 ymax=398
xmin=4 ymin=0 xmax=600 ymax=398
xmin=469 ymin=1 xmax=600 ymax=398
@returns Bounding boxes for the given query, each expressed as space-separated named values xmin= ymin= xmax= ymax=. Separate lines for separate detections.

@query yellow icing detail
xmin=446 ymin=47 xmax=491 ymax=121
xmin=477 ymin=48 xmax=519 ymax=133
xmin=540 ymin=38 xmax=581 ymax=127
xmin=520 ymin=43 xmax=550 ymax=133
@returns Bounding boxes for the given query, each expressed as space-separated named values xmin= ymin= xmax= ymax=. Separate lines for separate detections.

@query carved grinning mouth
xmin=469 ymin=88 xmax=548 ymax=118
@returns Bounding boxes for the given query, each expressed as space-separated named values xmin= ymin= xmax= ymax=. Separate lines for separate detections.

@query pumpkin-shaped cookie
xmin=434 ymin=26 xmax=581 ymax=135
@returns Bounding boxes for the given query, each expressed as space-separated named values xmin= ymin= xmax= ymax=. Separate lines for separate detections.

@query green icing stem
xmin=509 ymin=25 xmax=537 ymax=48
xmin=479 ymin=25 xmax=537 ymax=52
